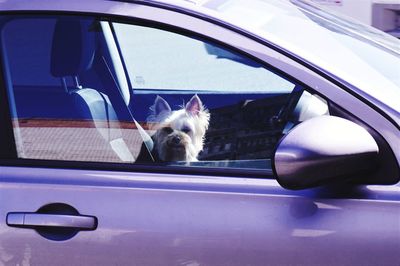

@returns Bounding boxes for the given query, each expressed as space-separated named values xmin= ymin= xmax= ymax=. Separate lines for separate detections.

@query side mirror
xmin=273 ymin=116 xmax=379 ymax=190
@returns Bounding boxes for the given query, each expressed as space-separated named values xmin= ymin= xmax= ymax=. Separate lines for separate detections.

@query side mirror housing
xmin=273 ymin=116 xmax=379 ymax=190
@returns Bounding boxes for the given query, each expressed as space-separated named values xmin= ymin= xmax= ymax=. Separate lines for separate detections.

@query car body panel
xmin=1 ymin=166 xmax=399 ymax=265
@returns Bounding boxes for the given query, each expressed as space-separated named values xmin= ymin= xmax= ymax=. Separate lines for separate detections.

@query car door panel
xmin=1 ymin=166 xmax=399 ymax=265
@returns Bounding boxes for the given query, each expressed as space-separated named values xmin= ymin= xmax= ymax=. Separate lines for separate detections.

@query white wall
xmin=312 ymin=0 xmax=374 ymax=24
xmin=311 ymin=0 xmax=400 ymax=36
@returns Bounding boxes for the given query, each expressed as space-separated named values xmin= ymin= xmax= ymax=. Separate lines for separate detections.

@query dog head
xmin=148 ymin=95 xmax=210 ymax=162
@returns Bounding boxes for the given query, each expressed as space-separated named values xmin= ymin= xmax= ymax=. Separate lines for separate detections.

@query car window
xmin=1 ymin=16 xmax=142 ymax=163
xmin=113 ymin=23 xmax=329 ymax=170
xmin=1 ymin=15 xmax=329 ymax=173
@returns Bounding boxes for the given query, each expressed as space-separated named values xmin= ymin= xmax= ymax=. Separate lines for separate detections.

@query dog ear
xmin=152 ymin=95 xmax=171 ymax=117
xmin=186 ymin=95 xmax=204 ymax=116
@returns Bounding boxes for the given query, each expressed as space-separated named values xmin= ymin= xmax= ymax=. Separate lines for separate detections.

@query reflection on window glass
xmin=3 ymin=16 xmax=141 ymax=163
xmin=113 ymin=23 xmax=295 ymax=93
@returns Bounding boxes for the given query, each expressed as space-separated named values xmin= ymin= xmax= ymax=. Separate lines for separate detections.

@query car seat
xmin=50 ymin=18 xmax=134 ymax=162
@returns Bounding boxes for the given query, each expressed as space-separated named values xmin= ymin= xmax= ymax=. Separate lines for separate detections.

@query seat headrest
xmin=51 ymin=18 xmax=96 ymax=77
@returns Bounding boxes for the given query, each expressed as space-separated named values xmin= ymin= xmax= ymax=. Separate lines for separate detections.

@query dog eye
xmin=181 ymin=127 xmax=191 ymax=134
xmin=162 ymin=127 xmax=173 ymax=134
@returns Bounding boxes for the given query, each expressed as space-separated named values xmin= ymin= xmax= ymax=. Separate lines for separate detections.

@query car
xmin=0 ymin=0 xmax=399 ymax=265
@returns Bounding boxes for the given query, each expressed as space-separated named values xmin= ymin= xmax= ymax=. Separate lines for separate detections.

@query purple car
xmin=0 ymin=0 xmax=399 ymax=265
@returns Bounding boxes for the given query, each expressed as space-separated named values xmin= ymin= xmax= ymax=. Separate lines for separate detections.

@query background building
xmin=311 ymin=0 xmax=400 ymax=38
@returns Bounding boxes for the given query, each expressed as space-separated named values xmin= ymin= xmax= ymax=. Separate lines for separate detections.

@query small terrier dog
xmin=136 ymin=95 xmax=210 ymax=163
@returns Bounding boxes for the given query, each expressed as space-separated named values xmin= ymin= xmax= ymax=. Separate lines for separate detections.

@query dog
xmin=136 ymin=95 xmax=210 ymax=163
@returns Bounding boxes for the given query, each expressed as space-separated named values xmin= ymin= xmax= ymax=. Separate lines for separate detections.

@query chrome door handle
xmin=7 ymin=212 xmax=97 ymax=230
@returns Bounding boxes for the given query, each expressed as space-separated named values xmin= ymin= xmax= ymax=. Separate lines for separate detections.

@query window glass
xmin=2 ymin=15 xmax=329 ymax=172
xmin=114 ymin=23 xmax=294 ymax=93
xmin=113 ymin=23 xmax=328 ymax=170
xmin=2 ymin=16 xmax=141 ymax=163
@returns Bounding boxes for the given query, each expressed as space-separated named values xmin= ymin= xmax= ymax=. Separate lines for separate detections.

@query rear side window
xmin=1 ymin=16 xmax=141 ymax=163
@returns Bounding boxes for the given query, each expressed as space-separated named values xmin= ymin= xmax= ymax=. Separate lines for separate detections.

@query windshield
xmin=201 ymin=0 xmax=400 ymax=113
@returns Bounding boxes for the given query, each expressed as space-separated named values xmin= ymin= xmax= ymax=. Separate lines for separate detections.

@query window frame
xmin=0 ymin=10 xmax=397 ymax=184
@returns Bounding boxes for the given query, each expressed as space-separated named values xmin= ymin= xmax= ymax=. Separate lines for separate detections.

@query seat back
xmin=50 ymin=18 xmax=134 ymax=162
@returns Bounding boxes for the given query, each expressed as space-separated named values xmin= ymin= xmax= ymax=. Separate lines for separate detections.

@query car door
xmin=0 ymin=3 xmax=399 ymax=266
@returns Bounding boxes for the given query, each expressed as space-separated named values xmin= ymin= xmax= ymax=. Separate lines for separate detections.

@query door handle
xmin=7 ymin=212 xmax=97 ymax=230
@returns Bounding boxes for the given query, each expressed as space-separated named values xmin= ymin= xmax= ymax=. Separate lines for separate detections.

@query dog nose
xmin=172 ymin=136 xmax=181 ymax=145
